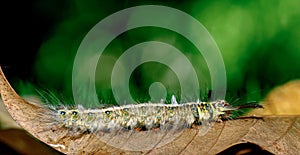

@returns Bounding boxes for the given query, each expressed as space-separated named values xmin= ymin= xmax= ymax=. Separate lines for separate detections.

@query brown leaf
xmin=0 ymin=67 xmax=299 ymax=154
xmin=248 ymin=80 xmax=300 ymax=116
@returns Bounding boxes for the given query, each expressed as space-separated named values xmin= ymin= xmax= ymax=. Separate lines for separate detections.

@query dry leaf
xmin=248 ymin=80 xmax=300 ymax=116
xmin=0 ymin=67 xmax=299 ymax=154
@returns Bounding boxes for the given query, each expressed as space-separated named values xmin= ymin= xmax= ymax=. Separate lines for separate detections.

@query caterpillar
xmin=49 ymin=95 xmax=237 ymax=134
xmin=0 ymin=68 xmax=263 ymax=153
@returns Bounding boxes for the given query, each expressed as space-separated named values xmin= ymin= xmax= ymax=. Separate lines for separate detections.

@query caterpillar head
xmin=214 ymin=100 xmax=237 ymax=115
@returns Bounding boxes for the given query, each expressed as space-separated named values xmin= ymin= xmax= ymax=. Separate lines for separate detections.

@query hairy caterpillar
xmin=48 ymin=95 xmax=237 ymax=134
xmin=0 ymin=67 xmax=264 ymax=153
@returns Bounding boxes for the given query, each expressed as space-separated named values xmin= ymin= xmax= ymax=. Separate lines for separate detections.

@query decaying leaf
xmin=0 ymin=67 xmax=299 ymax=154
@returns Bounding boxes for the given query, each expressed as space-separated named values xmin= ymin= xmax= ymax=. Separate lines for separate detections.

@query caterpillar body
xmin=0 ymin=67 xmax=263 ymax=153
xmin=52 ymin=95 xmax=236 ymax=134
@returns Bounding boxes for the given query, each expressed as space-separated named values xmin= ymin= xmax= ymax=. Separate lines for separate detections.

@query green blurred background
xmin=4 ymin=0 xmax=300 ymax=106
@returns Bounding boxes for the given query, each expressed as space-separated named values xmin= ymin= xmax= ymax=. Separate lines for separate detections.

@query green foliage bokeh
xmin=20 ymin=0 xmax=300 ymax=106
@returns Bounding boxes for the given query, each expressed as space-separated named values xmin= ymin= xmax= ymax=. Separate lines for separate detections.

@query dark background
xmin=1 ymin=0 xmax=69 ymax=79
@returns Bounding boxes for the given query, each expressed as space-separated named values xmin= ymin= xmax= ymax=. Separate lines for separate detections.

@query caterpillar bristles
xmin=235 ymin=101 xmax=263 ymax=109
xmin=21 ymin=87 xmax=263 ymax=138
xmin=32 ymin=94 xmax=250 ymax=137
